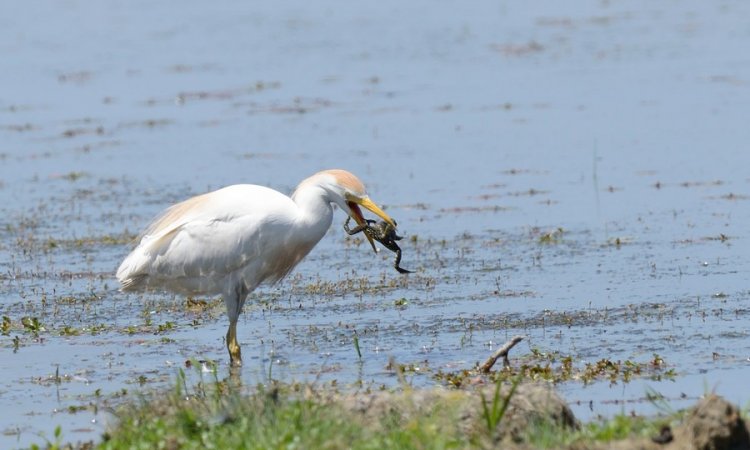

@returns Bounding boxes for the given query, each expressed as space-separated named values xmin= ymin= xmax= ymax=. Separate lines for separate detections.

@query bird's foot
xmin=229 ymin=356 xmax=243 ymax=367
xmin=228 ymin=345 xmax=242 ymax=367
xmin=226 ymin=323 xmax=242 ymax=367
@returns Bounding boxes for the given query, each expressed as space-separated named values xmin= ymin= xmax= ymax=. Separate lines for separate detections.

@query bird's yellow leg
xmin=227 ymin=321 xmax=242 ymax=366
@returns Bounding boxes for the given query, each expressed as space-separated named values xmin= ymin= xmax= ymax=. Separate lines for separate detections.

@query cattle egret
xmin=117 ymin=169 xmax=395 ymax=365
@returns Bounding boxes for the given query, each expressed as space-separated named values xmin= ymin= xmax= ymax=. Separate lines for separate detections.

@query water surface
xmin=2 ymin=0 xmax=750 ymax=447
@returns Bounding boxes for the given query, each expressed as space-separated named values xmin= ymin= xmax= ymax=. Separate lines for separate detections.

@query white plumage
xmin=117 ymin=169 xmax=394 ymax=365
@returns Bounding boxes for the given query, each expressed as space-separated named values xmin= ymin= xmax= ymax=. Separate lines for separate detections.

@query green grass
xmin=522 ymin=414 xmax=667 ymax=449
xmin=94 ymin=371 xmax=683 ymax=450
xmin=479 ymin=373 xmax=521 ymax=435
xmin=100 ymin=384 xmax=468 ymax=450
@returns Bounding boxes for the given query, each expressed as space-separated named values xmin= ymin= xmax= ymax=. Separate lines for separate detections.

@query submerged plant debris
xmin=435 ymin=351 xmax=676 ymax=388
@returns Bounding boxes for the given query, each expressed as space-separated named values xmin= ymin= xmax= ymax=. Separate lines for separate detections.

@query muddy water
xmin=2 ymin=0 xmax=750 ymax=447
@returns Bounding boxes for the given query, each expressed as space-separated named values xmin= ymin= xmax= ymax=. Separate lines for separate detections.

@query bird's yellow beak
xmin=354 ymin=197 xmax=396 ymax=226
xmin=347 ymin=196 xmax=395 ymax=253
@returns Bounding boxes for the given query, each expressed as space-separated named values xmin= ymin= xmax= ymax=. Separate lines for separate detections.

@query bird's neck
xmin=291 ymin=185 xmax=334 ymax=243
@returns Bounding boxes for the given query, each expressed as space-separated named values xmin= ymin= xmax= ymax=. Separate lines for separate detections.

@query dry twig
xmin=479 ymin=335 xmax=525 ymax=373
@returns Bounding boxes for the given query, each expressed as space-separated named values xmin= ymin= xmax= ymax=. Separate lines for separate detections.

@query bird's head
xmin=313 ymin=169 xmax=396 ymax=252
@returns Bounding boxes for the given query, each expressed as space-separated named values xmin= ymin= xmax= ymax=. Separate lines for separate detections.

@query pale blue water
xmin=2 ymin=0 xmax=750 ymax=447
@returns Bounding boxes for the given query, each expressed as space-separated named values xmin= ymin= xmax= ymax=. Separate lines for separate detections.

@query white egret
xmin=116 ymin=169 xmax=395 ymax=365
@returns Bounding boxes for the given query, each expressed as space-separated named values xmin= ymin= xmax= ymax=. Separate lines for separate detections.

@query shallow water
xmin=2 ymin=0 xmax=750 ymax=447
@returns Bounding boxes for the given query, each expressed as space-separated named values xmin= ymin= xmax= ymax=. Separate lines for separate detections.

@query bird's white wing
xmin=117 ymin=185 xmax=309 ymax=293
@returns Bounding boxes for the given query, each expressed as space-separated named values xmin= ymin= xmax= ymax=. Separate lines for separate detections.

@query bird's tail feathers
xmin=118 ymin=273 xmax=148 ymax=291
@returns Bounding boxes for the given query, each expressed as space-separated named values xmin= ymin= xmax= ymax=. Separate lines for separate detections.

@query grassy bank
xmin=55 ymin=372 xmax=683 ymax=450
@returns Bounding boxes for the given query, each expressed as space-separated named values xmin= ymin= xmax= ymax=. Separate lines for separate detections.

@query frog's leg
xmin=394 ymin=247 xmax=413 ymax=274
xmin=344 ymin=216 xmax=375 ymax=235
